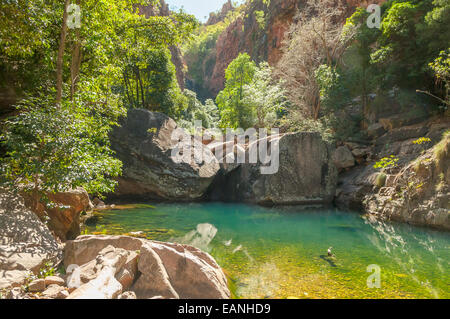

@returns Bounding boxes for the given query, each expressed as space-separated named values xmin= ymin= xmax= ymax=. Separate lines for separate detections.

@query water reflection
xmin=364 ymin=215 xmax=447 ymax=298
xmin=86 ymin=203 xmax=449 ymax=298
xmin=174 ymin=223 xmax=217 ymax=252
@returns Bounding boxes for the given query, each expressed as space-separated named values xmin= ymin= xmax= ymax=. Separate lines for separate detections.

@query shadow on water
xmin=320 ymin=255 xmax=337 ymax=267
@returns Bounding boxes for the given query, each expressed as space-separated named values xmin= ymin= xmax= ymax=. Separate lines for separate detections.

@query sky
xmin=165 ymin=0 xmax=244 ymax=22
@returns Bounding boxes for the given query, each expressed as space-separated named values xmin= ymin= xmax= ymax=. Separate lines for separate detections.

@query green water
xmin=85 ymin=203 xmax=450 ymax=299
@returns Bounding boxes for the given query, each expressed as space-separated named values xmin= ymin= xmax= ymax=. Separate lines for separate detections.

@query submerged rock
xmin=109 ymin=109 xmax=220 ymax=201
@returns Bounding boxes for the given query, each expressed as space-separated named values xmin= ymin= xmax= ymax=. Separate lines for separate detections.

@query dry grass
xmin=433 ymin=130 xmax=449 ymax=171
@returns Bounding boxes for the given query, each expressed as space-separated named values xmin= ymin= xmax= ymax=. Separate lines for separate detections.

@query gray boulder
xmin=109 ymin=109 xmax=220 ymax=201
xmin=208 ymin=132 xmax=338 ymax=205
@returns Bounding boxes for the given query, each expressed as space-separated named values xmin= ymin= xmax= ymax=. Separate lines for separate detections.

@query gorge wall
xmin=186 ymin=0 xmax=386 ymax=98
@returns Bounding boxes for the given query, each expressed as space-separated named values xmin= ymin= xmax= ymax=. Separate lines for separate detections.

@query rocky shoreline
xmin=335 ymin=117 xmax=449 ymax=230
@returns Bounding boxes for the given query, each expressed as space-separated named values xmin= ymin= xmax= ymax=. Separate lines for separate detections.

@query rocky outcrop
xmin=206 ymin=0 xmax=234 ymax=25
xmin=0 ymin=189 xmax=62 ymax=289
xmin=207 ymin=0 xmax=302 ymax=96
xmin=209 ymin=132 xmax=337 ymax=205
xmin=363 ymin=132 xmax=449 ymax=230
xmin=22 ymin=188 xmax=92 ymax=241
xmin=64 ymin=235 xmax=230 ymax=299
xmin=109 ymin=109 xmax=220 ymax=201
xmin=336 ymin=116 xmax=450 ymax=230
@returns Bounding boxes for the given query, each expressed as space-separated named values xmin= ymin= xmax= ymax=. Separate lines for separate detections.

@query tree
xmin=276 ymin=0 xmax=351 ymax=121
xmin=216 ymin=53 xmax=256 ymax=129
xmin=56 ymin=0 xmax=70 ymax=103
xmin=121 ymin=47 xmax=185 ymax=117
xmin=341 ymin=7 xmax=381 ymax=109
xmin=0 ymin=95 xmax=123 ymax=207
xmin=241 ymin=62 xmax=286 ymax=128
xmin=0 ymin=0 xmax=199 ymax=201
xmin=427 ymin=49 xmax=450 ymax=111
xmin=178 ymin=89 xmax=219 ymax=130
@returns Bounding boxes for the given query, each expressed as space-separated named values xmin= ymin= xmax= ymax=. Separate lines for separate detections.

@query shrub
xmin=0 ymin=95 xmax=123 ymax=202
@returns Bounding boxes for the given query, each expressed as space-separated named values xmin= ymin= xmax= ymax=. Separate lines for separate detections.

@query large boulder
xmin=209 ymin=132 xmax=338 ymax=205
xmin=22 ymin=187 xmax=92 ymax=241
xmin=134 ymin=241 xmax=229 ymax=299
xmin=64 ymin=235 xmax=230 ymax=299
xmin=109 ymin=109 xmax=220 ymax=201
xmin=0 ymin=189 xmax=62 ymax=289
xmin=333 ymin=146 xmax=356 ymax=170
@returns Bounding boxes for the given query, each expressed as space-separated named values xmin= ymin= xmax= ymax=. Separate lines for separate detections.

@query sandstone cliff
xmin=186 ymin=0 xmax=386 ymax=98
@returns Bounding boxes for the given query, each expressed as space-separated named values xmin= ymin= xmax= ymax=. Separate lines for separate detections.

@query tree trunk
xmin=56 ymin=0 xmax=71 ymax=104
xmin=70 ymin=0 xmax=82 ymax=100
xmin=70 ymin=30 xmax=82 ymax=100
xmin=137 ymin=68 xmax=145 ymax=108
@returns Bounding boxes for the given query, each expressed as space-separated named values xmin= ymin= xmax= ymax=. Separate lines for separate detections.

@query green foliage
xmin=0 ymin=0 xmax=200 ymax=199
xmin=374 ymin=155 xmax=400 ymax=169
xmin=216 ymin=53 xmax=257 ymax=129
xmin=254 ymin=10 xmax=266 ymax=29
xmin=121 ymin=47 xmax=185 ymax=117
xmin=216 ymin=55 xmax=286 ymax=130
xmin=241 ymin=62 xmax=287 ymax=128
xmin=178 ymin=89 xmax=220 ymax=129
xmin=315 ymin=65 xmax=349 ymax=113
xmin=413 ymin=137 xmax=432 ymax=145
xmin=371 ymin=0 xmax=448 ymax=90
xmin=0 ymin=0 xmax=62 ymax=96
xmin=0 ymin=95 xmax=123 ymax=198
xmin=183 ymin=5 xmax=243 ymax=101
xmin=38 ymin=261 xmax=57 ymax=279
xmin=429 ymin=49 xmax=450 ymax=109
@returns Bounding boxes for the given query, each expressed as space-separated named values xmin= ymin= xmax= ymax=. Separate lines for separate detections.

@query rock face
xmin=205 ymin=0 xmax=302 ymax=96
xmin=64 ymin=235 xmax=230 ymax=299
xmin=209 ymin=132 xmax=338 ymax=205
xmin=336 ymin=116 xmax=450 ymax=230
xmin=333 ymin=146 xmax=356 ymax=170
xmin=109 ymin=109 xmax=220 ymax=201
xmin=363 ymin=133 xmax=450 ymax=230
xmin=0 ymin=189 xmax=62 ymax=289
xmin=22 ymin=188 xmax=92 ymax=241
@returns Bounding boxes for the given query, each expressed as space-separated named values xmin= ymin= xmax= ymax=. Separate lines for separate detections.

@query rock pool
xmin=85 ymin=203 xmax=449 ymax=299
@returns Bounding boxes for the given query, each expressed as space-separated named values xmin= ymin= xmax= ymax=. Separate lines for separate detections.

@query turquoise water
xmin=85 ymin=203 xmax=450 ymax=299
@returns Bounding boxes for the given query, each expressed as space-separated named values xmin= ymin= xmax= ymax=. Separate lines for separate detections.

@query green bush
xmin=0 ymin=95 xmax=123 ymax=199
